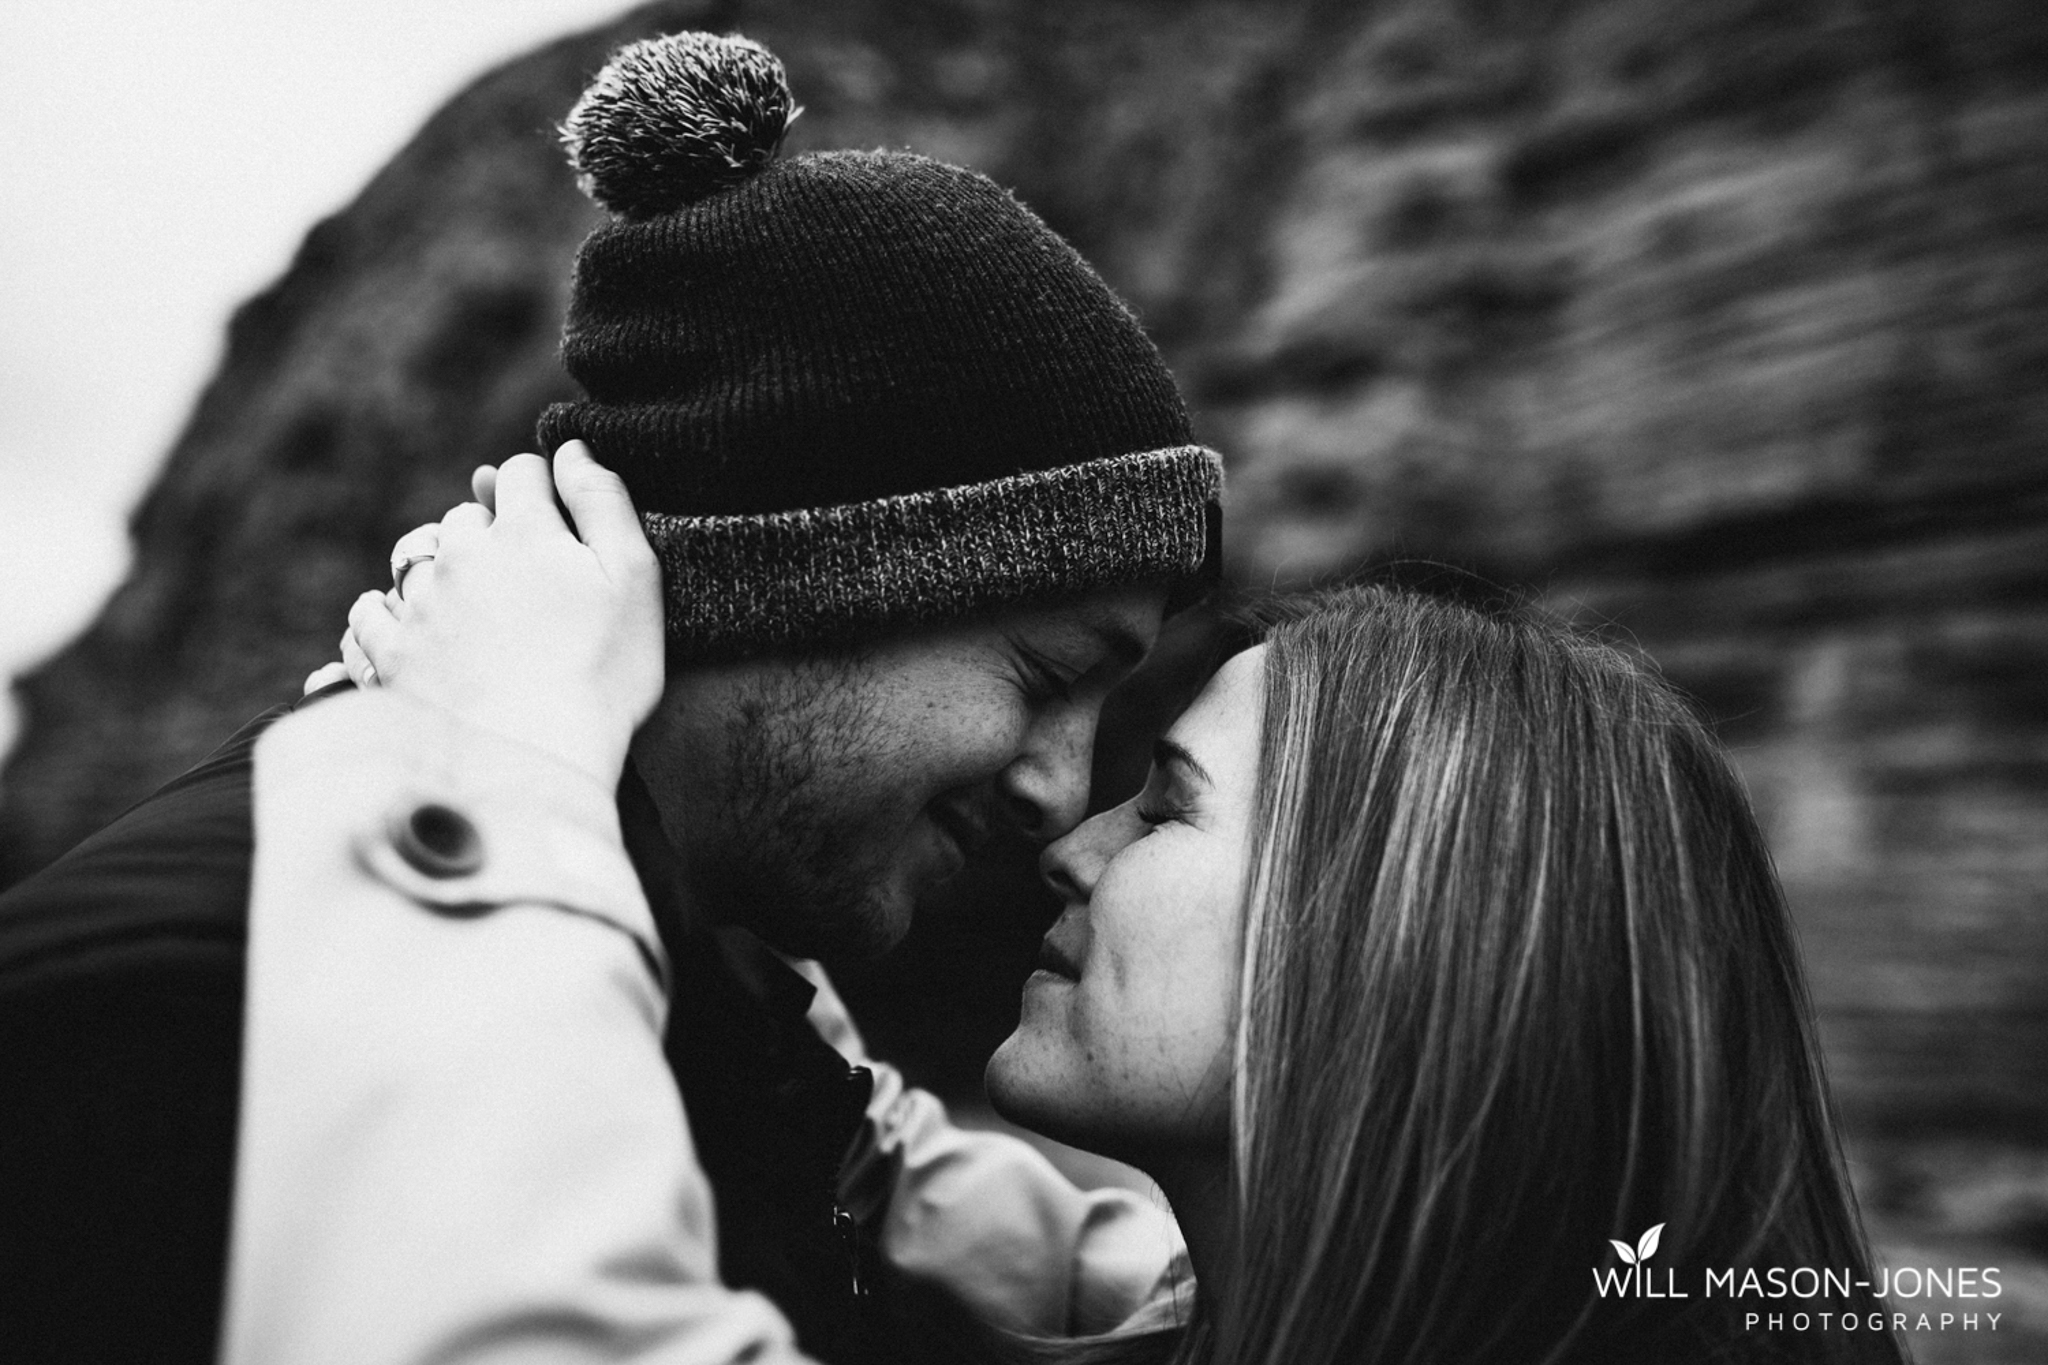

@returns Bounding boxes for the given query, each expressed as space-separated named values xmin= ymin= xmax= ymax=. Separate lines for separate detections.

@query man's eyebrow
xmin=1153 ymin=737 xmax=1214 ymax=789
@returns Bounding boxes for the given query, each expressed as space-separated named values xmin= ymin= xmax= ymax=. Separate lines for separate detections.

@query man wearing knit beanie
xmin=0 ymin=30 xmax=1218 ymax=1365
xmin=511 ymin=31 xmax=1221 ymax=970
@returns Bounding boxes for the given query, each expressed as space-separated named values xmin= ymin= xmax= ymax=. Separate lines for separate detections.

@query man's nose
xmin=998 ymin=705 xmax=1096 ymax=841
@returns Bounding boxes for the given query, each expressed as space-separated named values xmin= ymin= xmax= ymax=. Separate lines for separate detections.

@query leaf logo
xmin=1608 ymin=1223 xmax=1664 ymax=1265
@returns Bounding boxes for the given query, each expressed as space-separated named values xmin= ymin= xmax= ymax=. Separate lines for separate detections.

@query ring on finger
xmin=390 ymin=552 xmax=436 ymax=598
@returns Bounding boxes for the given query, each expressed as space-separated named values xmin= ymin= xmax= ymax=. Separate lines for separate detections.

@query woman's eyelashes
xmin=1133 ymin=799 xmax=1187 ymax=828
xmin=1132 ymin=769 xmax=1191 ymax=828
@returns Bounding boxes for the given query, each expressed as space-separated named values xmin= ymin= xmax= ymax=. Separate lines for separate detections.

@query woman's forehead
xmin=1165 ymin=644 xmax=1266 ymax=780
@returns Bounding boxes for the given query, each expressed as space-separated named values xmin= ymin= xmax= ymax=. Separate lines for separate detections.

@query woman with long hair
xmin=984 ymin=585 xmax=1904 ymax=1365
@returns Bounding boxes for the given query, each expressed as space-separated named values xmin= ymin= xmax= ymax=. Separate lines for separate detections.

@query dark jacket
xmin=0 ymin=694 xmax=878 ymax=1364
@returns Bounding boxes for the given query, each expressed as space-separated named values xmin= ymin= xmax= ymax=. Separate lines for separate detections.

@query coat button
xmin=391 ymin=803 xmax=483 ymax=878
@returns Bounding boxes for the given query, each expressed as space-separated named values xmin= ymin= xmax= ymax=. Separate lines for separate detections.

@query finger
xmin=341 ymin=631 xmax=379 ymax=689
xmin=390 ymin=521 xmax=440 ymax=564
xmin=470 ymin=464 xmax=498 ymax=514
xmin=303 ymin=661 xmax=352 ymax=696
xmin=389 ymin=556 xmax=437 ymax=607
xmin=441 ymin=499 xmax=493 ymax=534
xmin=492 ymin=452 xmax=565 ymax=530
xmin=389 ymin=523 xmax=441 ymax=601
xmin=347 ymin=589 xmax=397 ymax=638
xmin=553 ymin=441 xmax=653 ymax=576
xmin=346 ymin=590 xmax=401 ymax=686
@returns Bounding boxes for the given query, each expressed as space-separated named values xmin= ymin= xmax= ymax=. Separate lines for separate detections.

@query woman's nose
xmin=1037 ymin=803 xmax=1137 ymax=904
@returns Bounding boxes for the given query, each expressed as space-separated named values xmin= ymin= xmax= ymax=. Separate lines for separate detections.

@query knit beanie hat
xmin=538 ymin=31 xmax=1223 ymax=656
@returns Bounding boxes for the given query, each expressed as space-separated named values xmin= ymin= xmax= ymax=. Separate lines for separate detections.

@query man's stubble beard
xmin=690 ymin=652 xmax=904 ymax=964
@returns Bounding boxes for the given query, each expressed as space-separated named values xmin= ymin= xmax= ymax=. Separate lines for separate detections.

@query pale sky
xmin=0 ymin=1 xmax=634 ymax=771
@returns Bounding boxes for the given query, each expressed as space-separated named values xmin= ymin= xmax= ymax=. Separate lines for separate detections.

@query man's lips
xmin=927 ymin=799 xmax=992 ymax=859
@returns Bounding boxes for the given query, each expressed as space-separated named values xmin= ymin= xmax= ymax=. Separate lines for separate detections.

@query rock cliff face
xmin=5 ymin=0 xmax=2045 ymax=1348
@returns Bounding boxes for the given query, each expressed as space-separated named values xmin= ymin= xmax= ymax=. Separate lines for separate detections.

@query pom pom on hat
xmin=562 ymin=32 xmax=797 ymax=219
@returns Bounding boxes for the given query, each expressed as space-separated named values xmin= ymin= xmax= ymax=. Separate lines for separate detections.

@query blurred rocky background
xmin=2 ymin=0 xmax=2043 ymax=1357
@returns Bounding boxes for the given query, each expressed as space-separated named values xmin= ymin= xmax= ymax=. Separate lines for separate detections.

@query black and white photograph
xmin=2 ymin=3 xmax=2044 ymax=1362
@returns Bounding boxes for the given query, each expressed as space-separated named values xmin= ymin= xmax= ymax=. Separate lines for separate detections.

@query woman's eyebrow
xmin=1153 ymin=737 xmax=1214 ymax=790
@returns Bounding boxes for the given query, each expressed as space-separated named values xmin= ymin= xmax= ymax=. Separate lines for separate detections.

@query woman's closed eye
xmin=1134 ymin=739 xmax=1208 ymax=829
xmin=1134 ymin=794 xmax=1189 ymax=828
xmin=1159 ymin=736 xmax=1213 ymax=797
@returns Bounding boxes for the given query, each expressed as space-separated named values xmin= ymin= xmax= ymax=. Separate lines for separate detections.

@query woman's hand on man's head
xmin=330 ymin=441 xmax=664 ymax=787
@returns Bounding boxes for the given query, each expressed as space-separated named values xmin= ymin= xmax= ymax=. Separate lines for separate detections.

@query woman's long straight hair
xmin=1000 ymin=584 xmax=1902 ymax=1365
xmin=1213 ymin=585 xmax=1900 ymax=1364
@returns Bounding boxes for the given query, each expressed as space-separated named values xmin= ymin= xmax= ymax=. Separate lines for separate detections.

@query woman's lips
xmin=1034 ymin=935 xmax=1082 ymax=981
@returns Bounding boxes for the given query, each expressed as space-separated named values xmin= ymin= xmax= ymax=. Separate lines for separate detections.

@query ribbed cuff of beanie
xmin=642 ymin=446 xmax=1223 ymax=655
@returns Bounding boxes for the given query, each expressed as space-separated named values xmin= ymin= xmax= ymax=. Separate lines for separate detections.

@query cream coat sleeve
xmin=222 ymin=691 xmax=815 ymax=1365
xmin=800 ymin=966 xmax=1192 ymax=1337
